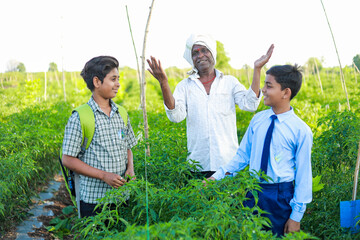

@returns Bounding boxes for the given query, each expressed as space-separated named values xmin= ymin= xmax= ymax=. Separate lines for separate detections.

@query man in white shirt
xmin=147 ymin=33 xmax=273 ymax=178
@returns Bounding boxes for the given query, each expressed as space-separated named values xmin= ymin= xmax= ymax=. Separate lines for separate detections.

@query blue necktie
xmin=260 ymin=115 xmax=277 ymax=181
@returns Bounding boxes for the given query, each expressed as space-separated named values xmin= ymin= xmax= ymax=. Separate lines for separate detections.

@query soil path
xmin=0 ymin=174 xmax=73 ymax=240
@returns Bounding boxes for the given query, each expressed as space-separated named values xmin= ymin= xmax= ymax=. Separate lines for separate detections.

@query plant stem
xmin=320 ymin=0 xmax=350 ymax=110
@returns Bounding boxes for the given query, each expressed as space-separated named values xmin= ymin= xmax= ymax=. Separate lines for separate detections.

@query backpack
xmin=58 ymin=103 xmax=128 ymax=217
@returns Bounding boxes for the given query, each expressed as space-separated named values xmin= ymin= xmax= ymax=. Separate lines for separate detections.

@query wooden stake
xmin=140 ymin=0 xmax=155 ymax=157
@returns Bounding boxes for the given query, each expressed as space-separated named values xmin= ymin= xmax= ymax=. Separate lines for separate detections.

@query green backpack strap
xmin=116 ymin=104 xmax=128 ymax=127
xmin=73 ymin=104 xmax=95 ymax=150
xmin=73 ymin=103 xmax=127 ymax=151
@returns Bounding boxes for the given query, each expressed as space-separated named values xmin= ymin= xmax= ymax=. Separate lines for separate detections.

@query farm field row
xmin=1 ymin=66 xmax=360 ymax=239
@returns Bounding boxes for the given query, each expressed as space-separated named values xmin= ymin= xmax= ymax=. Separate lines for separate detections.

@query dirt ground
xmin=0 ymin=175 xmax=74 ymax=240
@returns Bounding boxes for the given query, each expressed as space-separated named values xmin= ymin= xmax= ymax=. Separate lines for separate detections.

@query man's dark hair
xmin=266 ymin=64 xmax=303 ymax=100
xmin=80 ymin=56 xmax=119 ymax=91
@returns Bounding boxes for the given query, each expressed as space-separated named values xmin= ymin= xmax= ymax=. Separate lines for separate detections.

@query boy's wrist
xmin=290 ymin=210 xmax=304 ymax=222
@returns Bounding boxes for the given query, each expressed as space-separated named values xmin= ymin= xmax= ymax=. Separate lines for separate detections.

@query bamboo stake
xmin=353 ymin=62 xmax=357 ymax=84
xmin=140 ymin=0 xmax=155 ymax=157
xmin=313 ymin=60 xmax=323 ymax=94
xmin=320 ymin=0 xmax=350 ymax=110
xmin=353 ymin=61 xmax=360 ymax=74
xmin=126 ymin=6 xmax=142 ymax=88
xmin=62 ymin=69 xmax=66 ymax=102
xmin=44 ymin=71 xmax=47 ymax=101
xmin=352 ymin=141 xmax=360 ymax=201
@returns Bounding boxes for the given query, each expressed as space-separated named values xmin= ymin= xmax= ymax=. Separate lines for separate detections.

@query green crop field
xmin=1 ymin=64 xmax=360 ymax=239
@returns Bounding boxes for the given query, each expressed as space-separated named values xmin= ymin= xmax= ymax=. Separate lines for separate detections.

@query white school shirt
xmin=165 ymin=69 xmax=261 ymax=171
xmin=212 ymin=108 xmax=313 ymax=222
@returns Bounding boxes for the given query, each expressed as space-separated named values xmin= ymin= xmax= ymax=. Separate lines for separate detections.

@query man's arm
xmin=147 ymin=56 xmax=175 ymax=109
xmin=251 ymin=44 xmax=274 ymax=97
xmin=62 ymin=155 xmax=126 ymax=188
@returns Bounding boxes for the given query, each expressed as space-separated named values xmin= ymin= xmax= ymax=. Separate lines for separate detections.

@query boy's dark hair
xmin=266 ymin=64 xmax=303 ymax=100
xmin=80 ymin=56 xmax=119 ymax=91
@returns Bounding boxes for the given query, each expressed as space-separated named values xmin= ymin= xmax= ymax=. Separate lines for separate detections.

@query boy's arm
xmin=125 ymin=149 xmax=135 ymax=180
xmin=287 ymin=127 xmax=313 ymax=226
xmin=62 ymin=154 xmax=126 ymax=188
xmin=252 ymin=44 xmax=274 ymax=97
xmin=209 ymin=122 xmax=254 ymax=180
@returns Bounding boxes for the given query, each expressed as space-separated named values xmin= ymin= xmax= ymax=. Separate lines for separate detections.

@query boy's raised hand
xmin=254 ymin=44 xmax=274 ymax=69
xmin=147 ymin=56 xmax=168 ymax=85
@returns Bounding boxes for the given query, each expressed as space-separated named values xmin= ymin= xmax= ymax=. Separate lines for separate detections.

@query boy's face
xmin=96 ymin=68 xmax=120 ymax=99
xmin=262 ymin=74 xmax=287 ymax=107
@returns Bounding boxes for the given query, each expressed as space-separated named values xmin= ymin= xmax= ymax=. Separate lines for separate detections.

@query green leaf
xmin=313 ymin=175 xmax=325 ymax=192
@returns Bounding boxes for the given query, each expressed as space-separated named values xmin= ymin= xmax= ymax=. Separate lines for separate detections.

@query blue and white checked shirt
xmin=212 ymin=107 xmax=313 ymax=222
xmin=62 ymin=97 xmax=137 ymax=204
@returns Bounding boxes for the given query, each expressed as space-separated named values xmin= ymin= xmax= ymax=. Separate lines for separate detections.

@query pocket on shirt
xmin=273 ymin=144 xmax=294 ymax=163
xmin=213 ymin=93 xmax=233 ymax=116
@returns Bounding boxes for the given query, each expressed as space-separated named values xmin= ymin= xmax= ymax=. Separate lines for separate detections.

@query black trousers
xmin=190 ymin=171 xmax=216 ymax=179
xmin=80 ymin=200 xmax=128 ymax=218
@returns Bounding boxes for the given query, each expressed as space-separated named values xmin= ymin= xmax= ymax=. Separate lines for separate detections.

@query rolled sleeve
xmin=165 ymin=101 xmax=186 ymax=123
xmin=234 ymin=85 xmax=262 ymax=112
xmin=289 ymin=200 xmax=307 ymax=222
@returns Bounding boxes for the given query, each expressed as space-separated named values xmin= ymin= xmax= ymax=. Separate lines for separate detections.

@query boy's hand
xmin=254 ymin=44 xmax=274 ymax=69
xmin=202 ymin=177 xmax=215 ymax=187
xmin=102 ymin=172 xmax=126 ymax=188
xmin=147 ymin=56 xmax=168 ymax=85
xmin=125 ymin=168 xmax=136 ymax=181
xmin=284 ymin=218 xmax=300 ymax=234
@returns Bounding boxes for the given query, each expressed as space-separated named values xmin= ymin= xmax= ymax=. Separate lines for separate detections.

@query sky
xmin=1 ymin=0 xmax=359 ymax=73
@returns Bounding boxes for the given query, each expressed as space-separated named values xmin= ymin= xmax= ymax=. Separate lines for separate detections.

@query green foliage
xmin=71 ymin=173 xmax=314 ymax=239
xmin=353 ymin=54 xmax=360 ymax=71
xmin=215 ymin=40 xmax=232 ymax=70
xmin=48 ymin=62 xmax=58 ymax=72
xmin=2 ymin=64 xmax=360 ymax=239
xmin=312 ymin=175 xmax=324 ymax=193
xmin=312 ymin=110 xmax=360 ymax=175
xmin=17 ymin=62 xmax=26 ymax=72
xmin=306 ymin=57 xmax=323 ymax=74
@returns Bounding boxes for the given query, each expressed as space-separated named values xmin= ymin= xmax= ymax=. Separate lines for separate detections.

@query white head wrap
xmin=183 ymin=33 xmax=217 ymax=75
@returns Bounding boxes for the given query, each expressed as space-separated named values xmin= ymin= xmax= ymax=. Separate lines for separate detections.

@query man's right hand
xmin=102 ymin=172 xmax=126 ymax=188
xmin=147 ymin=56 xmax=168 ymax=85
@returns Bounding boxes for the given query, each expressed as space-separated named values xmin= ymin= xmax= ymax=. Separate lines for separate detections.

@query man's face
xmin=191 ymin=44 xmax=215 ymax=73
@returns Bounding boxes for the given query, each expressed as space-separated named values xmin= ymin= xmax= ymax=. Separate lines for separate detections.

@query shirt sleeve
xmin=125 ymin=117 xmax=137 ymax=149
xmin=233 ymin=79 xmax=262 ymax=112
xmin=165 ymin=81 xmax=187 ymax=123
xmin=212 ymin=121 xmax=253 ymax=180
xmin=62 ymin=112 xmax=82 ymax=157
xmin=289 ymin=127 xmax=313 ymax=222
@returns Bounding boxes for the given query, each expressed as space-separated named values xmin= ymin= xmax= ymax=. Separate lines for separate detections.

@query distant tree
xmin=215 ymin=41 xmax=232 ymax=70
xmin=17 ymin=62 xmax=26 ymax=72
xmin=306 ymin=57 xmax=323 ymax=74
xmin=48 ymin=62 xmax=58 ymax=72
xmin=353 ymin=54 xmax=360 ymax=70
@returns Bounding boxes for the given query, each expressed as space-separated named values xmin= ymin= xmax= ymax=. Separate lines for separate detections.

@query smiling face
xmin=262 ymin=74 xmax=289 ymax=108
xmin=95 ymin=68 xmax=120 ymax=100
xmin=191 ymin=44 xmax=215 ymax=74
